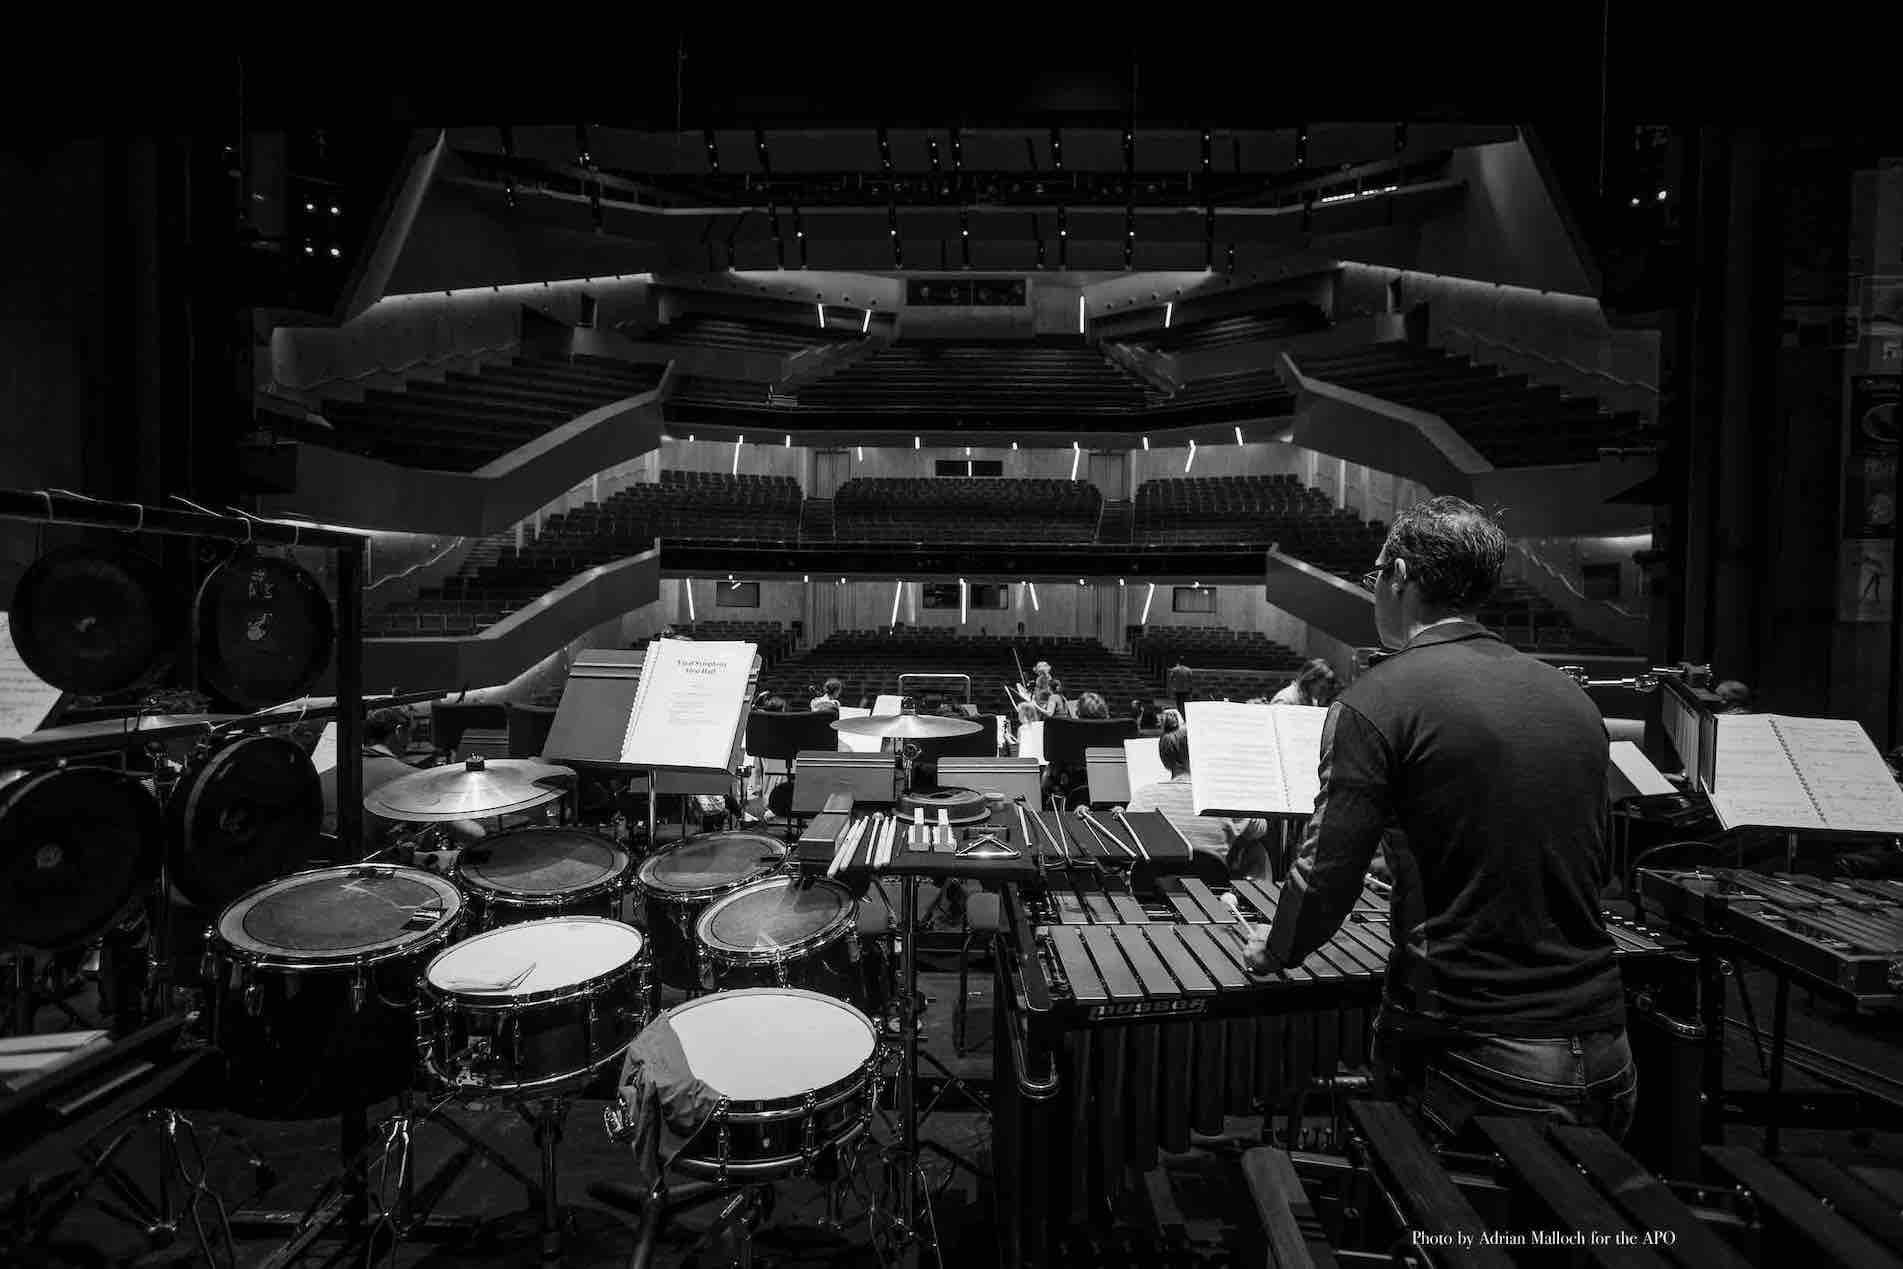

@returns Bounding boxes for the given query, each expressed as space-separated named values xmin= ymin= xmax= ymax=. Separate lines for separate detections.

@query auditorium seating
xmin=1140 ymin=366 xmax=1298 ymax=419
xmin=1481 ymin=578 xmax=1635 ymax=655
xmin=1132 ymin=475 xmax=1388 ymax=578
xmin=1130 ymin=625 xmax=1306 ymax=702
xmin=1131 ymin=303 xmax=1330 ymax=354
xmin=297 ymin=356 xmax=663 ymax=472
xmin=759 ymin=632 xmax=1153 ymax=713
xmin=796 ymin=343 xmax=1148 ymax=414
xmin=630 ymin=620 xmax=798 ymax=666
xmin=832 ymin=478 xmax=1101 ymax=543
xmin=655 ymin=314 xmax=859 ymax=355
xmin=1292 ymin=343 xmax=1648 ymax=467
xmin=364 ymin=473 xmax=801 ymax=637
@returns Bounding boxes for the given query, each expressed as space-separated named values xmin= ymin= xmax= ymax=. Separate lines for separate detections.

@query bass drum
xmin=0 ymin=767 xmax=163 ymax=951
xmin=205 ymin=865 xmax=463 ymax=1118
xmin=168 ymin=733 xmax=323 ymax=912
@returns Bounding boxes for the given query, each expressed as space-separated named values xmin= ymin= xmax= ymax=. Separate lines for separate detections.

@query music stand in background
xmin=744 ymin=710 xmax=840 ymax=836
xmin=1042 ymin=718 xmax=1140 ymax=808
xmin=908 ymin=723 xmax=997 ymax=790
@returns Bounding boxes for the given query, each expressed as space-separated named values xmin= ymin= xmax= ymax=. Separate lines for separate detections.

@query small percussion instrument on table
xmin=634 ymin=831 xmax=788 ymax=989
xmin=695 ymin=876 xmax=882 ymax=1011
xmin=420 ymin=917 xmax=651 ymax=1095
xmin=646 ymin=987 xmax=882 ymax=1183
xmin=452 ymin=827 xmax=632 ymax=929
xmin=204 ymin=864 xmax=463 ymax=1118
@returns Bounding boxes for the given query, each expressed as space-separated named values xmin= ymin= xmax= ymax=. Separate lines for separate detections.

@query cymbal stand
xmin=880 ymin=875 xmax=944 ymax=1269
xmin=71 ymin=1107 xmax=241 ymax=1267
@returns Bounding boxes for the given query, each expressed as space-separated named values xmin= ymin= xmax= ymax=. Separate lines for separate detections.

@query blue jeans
xmin=1374 ymin=1013 xmax=1639 ymax=1150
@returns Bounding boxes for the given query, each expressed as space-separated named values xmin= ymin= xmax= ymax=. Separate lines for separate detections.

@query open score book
xmin=618 ymin=639 xmax=757 ymax=771
xmin=1184 ymin=701 xmax=1327 ymax=817
xmin=1707 ymin=713 xmax=1903 ymax=834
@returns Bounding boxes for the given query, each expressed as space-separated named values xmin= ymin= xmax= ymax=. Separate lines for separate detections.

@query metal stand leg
xmin=1765 ymin=974 xmax=1791 ymax=1156
xmin=532 ymin=1098 xmax=568 ymax=1267
xmin=341 ymin=1104 xmax=369 ymax=1233
xmin=897 ymin=875 xmax=928 ymax=1266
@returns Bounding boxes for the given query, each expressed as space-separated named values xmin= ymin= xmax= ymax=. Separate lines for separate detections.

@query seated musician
xmin=809 ymin=678 xmax=845 ymax=714
xmin=1271 ymin=658 xmax=1341 ymax=708
xmin=1073 ymin=691 xmax=1110 ymax=720
xmin=1242 ymin=497 xmax=1635 ymax=1146
xmin=1127 ymin=728 xmax=1270 ymax=879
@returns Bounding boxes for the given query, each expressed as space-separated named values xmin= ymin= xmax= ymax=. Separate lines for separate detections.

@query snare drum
xmin=696 ymin=877 xmax=870 ymax=1009
xmin=205 ymin=865 xmax=463 ymax=1118
xmin=664 ymin=988 xmax=882 ymax=1182
xmin=635 ymin=832 xmax=787 ymax=988
xmin=422 ymin=917 xmax=650 ymax=1094
xmin=453 ymin=827 xmax=631 ymax=928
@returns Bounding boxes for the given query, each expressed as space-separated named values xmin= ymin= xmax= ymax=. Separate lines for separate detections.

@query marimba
xmin=993 ymin=878 xmax=1698 ymax=1267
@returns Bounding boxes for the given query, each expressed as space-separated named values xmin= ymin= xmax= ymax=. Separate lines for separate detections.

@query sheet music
xmin=1186 ymin=701 xmax=1290 ymax=815
xmin=1123 ymin=738 xmax=1168 ymax=793
xmin=1708 ymin=714 xmax=1825 ymax=830
xmin=873 ymin=694 xmax=904 ymax=716
xmin=1609 ymin=741 xmax=1675 ymax=799
xmin=0 ymin=613 xmax=62 ymax=740
xmin=309 ymin=722 xmax=340 ymax=774
xmin=618 ymin=639 xmax=755 ymax=770
xmin=1769 ymin=715 xmax=1903 ymax=833
xmin=836 ymin=706 xmax=884 ymax=754
xmin=1017 ymin=721 xmax=1045 ymax=764
xmin=1272 ymin=705 xmax=1327 ymax=815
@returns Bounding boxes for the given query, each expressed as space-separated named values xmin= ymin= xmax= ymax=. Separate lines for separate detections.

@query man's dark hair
xmin=1382 ymin=496 xmax=1506 ymax=612
xmin=365 ymin=709 xmax=411 ymax=746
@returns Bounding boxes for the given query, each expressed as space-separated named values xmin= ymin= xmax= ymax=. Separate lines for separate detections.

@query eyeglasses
xmin=1359 ymin=565 xmax=1386 ymax=593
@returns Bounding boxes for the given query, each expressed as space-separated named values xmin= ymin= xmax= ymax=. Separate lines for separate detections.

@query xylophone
xmin=1636 ymin=869 xmax=1903 ymax=1004
xmin=993 ymin=875 xmax=1699 ymax=1268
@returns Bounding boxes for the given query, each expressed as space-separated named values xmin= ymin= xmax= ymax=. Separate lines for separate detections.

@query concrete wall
xmin=1411 ymin=138 xmax=1597 ymax=298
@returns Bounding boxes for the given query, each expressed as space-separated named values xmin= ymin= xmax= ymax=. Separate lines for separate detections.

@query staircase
xmin=799 ymin=499 xmax=836 ymax=543
xmin=1098 ymin=500 xmax=1134 ymax=545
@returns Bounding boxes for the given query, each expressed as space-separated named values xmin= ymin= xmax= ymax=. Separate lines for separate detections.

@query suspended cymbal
xmin=833 ymin=714 xmax=982 ymax=740
xmin=365 ymin=756 xmax=570 ymax=823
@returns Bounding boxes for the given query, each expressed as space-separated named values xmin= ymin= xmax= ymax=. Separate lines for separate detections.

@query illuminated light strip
xmin=1164 ymin=301 xmax=1173 ymax=328
xmin=1235 ymin=425 xmax=1244 ymax=445
xmin=890 ymin=580 xmax=904 ymax=628
xmin=1142 ymin=435 xmax=1150 ymax=451
xmin=1077 ymin=295 xmax=1086 ymax=334
xmin=861 ymin=309 xmax=872 ymax=334
xmin=1141 ymin=582 xmax=1155 ymax=624
xmin=1185 ymin=439 xmax=1197 ymax=472
xmin=1070 ymin=441 xmax=1081 ymax=481
xmin=733 ymin=435 xmax=744 ymax=475
xmin=686 ymin=580 xmax=696 ymax=622
xmin=1028 ymin=581 xmax=1039 ymax=611
xmin=816 ymin=302 xmax=826 ymax=328
xmin=857 ymin=445 xmax=864 ymax=462
xmin=959 ymin=578 xmax=969 ymax=624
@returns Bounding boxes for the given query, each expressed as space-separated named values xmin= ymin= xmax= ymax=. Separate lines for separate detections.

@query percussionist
xmin=1242 ymin=497 xmax=1635 ymax=1146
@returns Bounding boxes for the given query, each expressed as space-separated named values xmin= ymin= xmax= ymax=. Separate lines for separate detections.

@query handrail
xmin=1440 ymin=324 xmax=1658 ymax=396
xmin=1509 ymin=540 xmax=1643 ymax=621
xmin=273 ymin=338 xmax=522 ymax=395
xmin=365 ymin=535 xmax=470 ymax=592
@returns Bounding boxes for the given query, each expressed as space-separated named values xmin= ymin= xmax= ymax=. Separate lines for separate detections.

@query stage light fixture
xmin=965 ymin=446 xmax=971 ymax=457
xmin=803 ymin=575 xmax=810 ymax=583
xmin=1011 ymin=441 xmax=1019 ymax=451
xmin=1118 ymin=578 xmax=1126 ymax=587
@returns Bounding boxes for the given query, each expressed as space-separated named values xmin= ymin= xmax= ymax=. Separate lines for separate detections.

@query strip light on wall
xmin=1070 ymin=441 xmax=1082 ymax=481
xmin=1235 ymin=426 xmax=1244 ymax=446
xmin=816 ymin=302 xmax=826 ymax=328
xmin=1186 ymin=439 xmax=1197 ymax=472
xmin=1142 ymin=435 xmax=1150 ymax=451
xmin=890 ymin=579 xmax=905 ymax=628
xmin=1025 ymin=581 xmax=1040 ymax=612
xmin=1141 ymin=582 xmax=1155 ymax=624
xmin=857 ymin=445 xmax=864 ymax=461
xmin=733 ymin=436 xmax=744 ymax=475
xmin=861 ymin=309 xmax=872 ymax=334
xmin=1077 ymin=294 xmax=1086 ymax=334
xmin=959 ymin=578 xmax=968 ymax=624
xmin=1164 ymin=301 xmax=1174 ymax=329
xmin=686 ymin=580 xmax=696 ymax=622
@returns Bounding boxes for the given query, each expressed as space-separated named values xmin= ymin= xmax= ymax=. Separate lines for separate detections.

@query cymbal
xmin=365 ymin=757 xmax=570 ymax=823
xmin=833 ymin=714 xmax=982 ymax=740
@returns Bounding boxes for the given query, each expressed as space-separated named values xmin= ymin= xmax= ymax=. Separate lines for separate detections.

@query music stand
xmin=744 ymin=710 xmax=840 ymax=837
xmin=908 ymin=722 xmax=997 ymax=791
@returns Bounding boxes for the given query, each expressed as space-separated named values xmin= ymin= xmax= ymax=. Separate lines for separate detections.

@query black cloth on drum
xmin=617 ymin=1019 xmax=722 ymax=1188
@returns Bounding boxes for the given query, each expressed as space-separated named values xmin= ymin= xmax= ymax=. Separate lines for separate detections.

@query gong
xmin=168 ymin=733 xmax=323 ymax=910
xmin=8 ymin=545 xmax=178 ymax=695
xmin=196 ymin=552 xmax=335 ymax=710
xmin=0 ymin=766 xmax=163 ymax=950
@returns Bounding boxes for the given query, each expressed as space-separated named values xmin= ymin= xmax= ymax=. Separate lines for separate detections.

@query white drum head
xmin=427 ymin=917 xmax=643 ymax=995
xmin=670 ymin=988 xmax=877 ymax=1102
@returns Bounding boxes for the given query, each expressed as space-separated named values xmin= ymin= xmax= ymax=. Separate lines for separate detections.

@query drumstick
xmin=827 ymin=818 xmax=860 ymax=878
xmin=881 ymin=815 xmax=897 ymax=869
